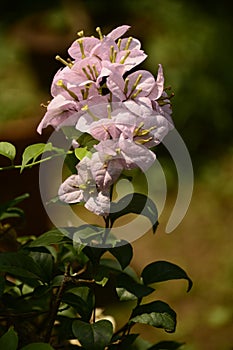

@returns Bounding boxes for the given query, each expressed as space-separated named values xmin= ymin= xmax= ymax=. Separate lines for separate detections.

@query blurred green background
xmin=0 ymin=0 xmax=232 ymax=349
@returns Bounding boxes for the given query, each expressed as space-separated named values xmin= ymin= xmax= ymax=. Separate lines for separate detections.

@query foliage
xmin=0 ymin=146 xmax=192 ymax=348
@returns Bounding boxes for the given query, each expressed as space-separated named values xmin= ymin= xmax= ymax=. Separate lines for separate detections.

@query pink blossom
xmin=37 ymin=95 xmax=79 ymax=134
xmin=58 ymin=156 xmax=110 ymax=215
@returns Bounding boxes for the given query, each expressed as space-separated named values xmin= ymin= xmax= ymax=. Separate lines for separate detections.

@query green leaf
xmin=116 ymin=273 xmax=154 ymax=301
xmin=0 ymin=251 xmax=43 ymax=280
xmin=147 ymin=341 xmax=185 ymax=350
xmin=108 ymin=241 xmax=133 ymax=269
xmin=0 ymin=142 xmax=16 ymax=161
xmin=77 ymin=133 xmax=99 ymax=150
xmin=141 ymin=261 xmax=193 ymax=292
xmin=30 ymin=252 xmax=53 ymax=283
xmin=0 ymin=207 xmax=25 ymax=221
xmin=75 ymin=146 xmax=92 ymax=160
xmin=0 ymin=327 xmax=18 ymax=350
xmin=20 ymin=343 xmax=55 ymax=350
xmin=72 ymin=319 xmax=113 ymax=350
xmin=72 ymin=225 xmax=105 ymax=245
xmin=20 ymin=142 xmax=64 ymax=172
xmin=62 ymin=287 xmax=94 ymax=321
xmin=28 ymin=228 xmax=69 ymax=247
xmin=110 ymin=193 xmax=158 ymax=233
xmin=130 ymin=301 xmax=177 ymax=333
xmin=109 ymin=334 xmax=139 ymax=349
xmin=0 ymin=193 xmax=29 ymax=221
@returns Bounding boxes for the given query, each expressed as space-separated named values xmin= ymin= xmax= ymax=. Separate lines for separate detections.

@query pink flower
xmin=58 ymin=156 xmax=110 ymax=215
xmin=37 ymin=95 xmax=79 ymax=134
xmin=107 ymin=65 xmax=164 ymax=107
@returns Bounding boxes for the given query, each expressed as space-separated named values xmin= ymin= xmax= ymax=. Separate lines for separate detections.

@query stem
xmin=102 ymin=215 xmax=110 ymax=244
xmin=0 ymin=151 xmax=71 ymax=171
xmin=44 ymin=263 xmax=71 ymax=343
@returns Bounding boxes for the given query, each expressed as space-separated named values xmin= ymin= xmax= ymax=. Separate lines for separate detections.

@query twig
xmin=44 ymin=263 xmax=71 ymax=343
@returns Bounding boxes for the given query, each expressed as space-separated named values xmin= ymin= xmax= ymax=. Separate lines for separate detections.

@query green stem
xmin=0 ymin=151 xmax=71 ymax=171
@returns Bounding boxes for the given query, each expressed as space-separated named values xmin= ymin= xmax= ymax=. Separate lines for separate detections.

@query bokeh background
xmin=0 ymin=1 xmax=232 ymax=349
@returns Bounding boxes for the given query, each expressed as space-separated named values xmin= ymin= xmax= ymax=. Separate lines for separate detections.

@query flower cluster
xmin=37 ymin=25 xmax=174 ymax=215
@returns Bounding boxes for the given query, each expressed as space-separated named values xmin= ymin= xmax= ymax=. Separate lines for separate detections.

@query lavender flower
xmin=38 ymin=25 xmax=174 ymax=215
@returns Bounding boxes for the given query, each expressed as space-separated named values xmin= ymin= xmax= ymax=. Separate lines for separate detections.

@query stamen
xmin=130 ymin=74 xmax=142 ymax=95
xmin=77 ymin=39 xmax=86 ymax=59
xmin=131 ymin=88 xmax=142 ymax=99
xmin=40 ymin=102 xmax=49 ymax=108
xmin=115 ymin=148 xmax=121 ymax=154
xmin=92 ymin=64 xmax=99 ymax=79
xmin=125 ymin=37 xmax=132 ymax=50
xmin=107 ymin=104 xmax=112 ymax=119
xmin=134 ymin=121 xmax=144 ymax=135
xmin=77 ymin=30 xmax=84 ymax=37
xmin=87 ymin=64 xmax=95 ymax=80
xmin=120 ymin=50 xmax=130 ymax=64
xmin=124 ymin=78 xmax=129 ymax=94
xmin=79 ymin=184 xmax=87 ymax=190
xmin=96 ymin=27 xmax=103 ymax=40
xmin=117 ymin=38 xmax=122 ymax=49
xmin=81 ymin=105 xmax=99 ymax=121
xmin=110 ymin=46 xmax=116 ymax=62
xmin=55 ymin=55 xmax=73 ymax=68
xmin=83 ymin=84 xmax=91 ymax=99
xmin=82 ymin=67 xmax=92 ymax=80
xmin=56 ymin=80 xmax=79 ymax=100
xmin=81 ymin=89 xmax=85 ymax=99
xmin=135 ymin=137 xmax=153 ymax=145
xmin=113 ymin=50 xmax=117 ymax=63
xmin=67 ymin=58 xmax=73 ymax=65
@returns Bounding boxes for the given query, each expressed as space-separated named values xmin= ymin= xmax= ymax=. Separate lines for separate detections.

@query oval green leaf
xmin=0 ymin=327 xmax=18 ymax=350
xmin=72 ymin=319 xmax=113 ymax=350
xmin=0 ymin=142 xmax=16 ymax=161
xmin=141 ymin=261 xmax=193 ymax=292
xmin=130 ymin=300 xmax=177 ymax=333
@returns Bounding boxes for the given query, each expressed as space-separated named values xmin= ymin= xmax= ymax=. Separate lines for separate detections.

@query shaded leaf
xmin=72 ymin=319 xmax=113 ymax=350
xmin=130 ymin=301 xmax=177 ymax=333
xmin=30 ymin=252 xmax=54 ymax=283
xmin=0 ymin=327 xmax=18 ymax=350
xmin=62 ymin=287 xmax=94 ymax=321
xmin=108 ymin=241 xmax=133 ymax=269
xmin=109 ymin=334 xmax=139 ymax=349
xmin=0 ymin=193 xmax=29 ymax=221
xmin=0 ymin=142 xmax=16 ymax=161
xmin=110 ymin=193 xmax=158 ymax=233
xmin=141 ymin=261 xmax=193 ymax=292
xmin=0 ymin=207 xmax=25 ymax=221
xmin=0 ymin=251 xmax=43 ymax=280
xmin=29 ymin=228 xmax=69 ymax=247
xmin=116 ymin=273 xmax=154 ymax=301
xmin=148 ymin=341 xmax=185 ymax=350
